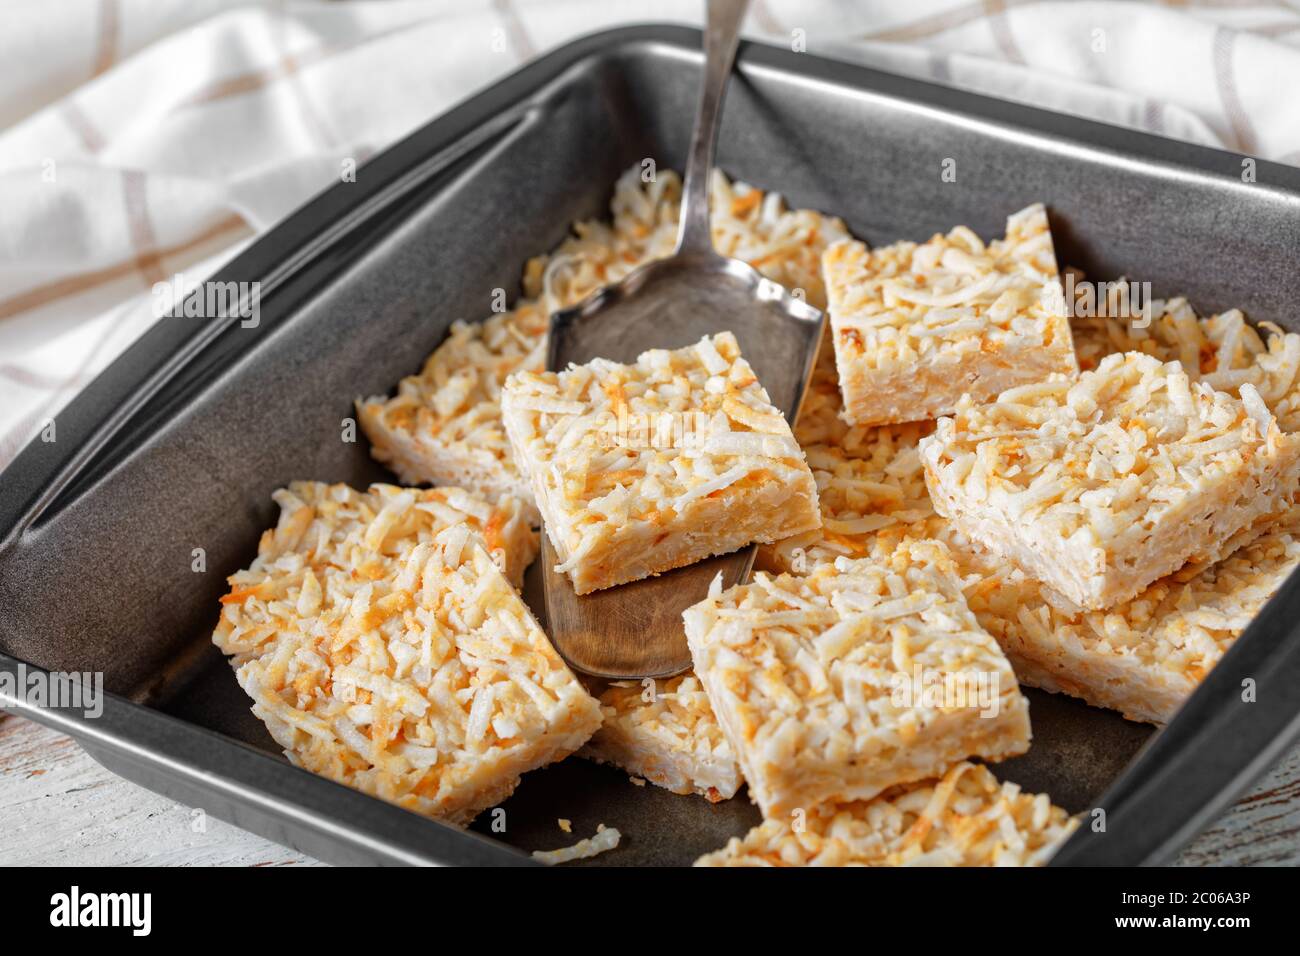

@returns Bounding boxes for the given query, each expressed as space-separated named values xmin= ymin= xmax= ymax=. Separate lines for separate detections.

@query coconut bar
xmin=356 ymin=302 xmax=549 ymax=517
xmin=695 ymin=762 xmax=1076 ymax=866
xmin=581 ymin=672 xmax=742 ymax=801
xmin=502 ymin=332 xmax=821 ymax=594
xmin=683 ymin=540 xmax=1030 ymax=819
xmin=216 ymin=514 xmax=598 ymax=826
xmin=823 ymin=204 xmax=1077 ymax=426
xmin=213 ymin=481 xmax=538 ymax=665
xmin=967 ymin=501 xmax=1300 ymax=724
xmin=921 ymin=351 xmax=1300 ymax=611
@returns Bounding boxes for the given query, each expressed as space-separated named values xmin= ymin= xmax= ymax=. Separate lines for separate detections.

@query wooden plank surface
xmin=0 ymin=716 xmax=318 ymax=866
xmin=1 ymin=712 xmax=1296 ymax=866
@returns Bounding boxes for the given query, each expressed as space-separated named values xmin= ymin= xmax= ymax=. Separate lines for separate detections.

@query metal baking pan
xmin=3 ymin=24 xmax=1300 ymax=867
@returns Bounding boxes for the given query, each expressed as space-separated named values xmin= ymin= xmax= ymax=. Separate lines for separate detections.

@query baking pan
xmin=3 ymin=24 xmax=1300 ymax=867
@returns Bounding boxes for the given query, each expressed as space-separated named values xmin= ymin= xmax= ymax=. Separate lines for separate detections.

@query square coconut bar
xmin=224 ymin=524 xmax=602 ymax=826
xmin=683 ymin=540 xmax=1030 ymax=819
xmin=356 ymin=303 xmax=549 ymax=518
xmin=580 ymin=672 xmax=742 ymax=802
xmin=824 ymin=204 xmax=1077 ymax=426
xmin=921 ymin=351 xmax=1300 ymax=612
xmin=213 ymin=481 xmax=538 ymax=664
xmin=967 ymin=501 xmax=1300 ymax=724
xmin=695 ymin=762 xmax=1077 ymax=867
xmin=501 ymin=332 xmax=822 ymax=595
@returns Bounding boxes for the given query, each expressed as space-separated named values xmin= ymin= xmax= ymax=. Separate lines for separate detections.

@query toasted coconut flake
xmin=213 ymin=482 xmax=538 ymax=665
xmin=533 ymin=824 xmax=622 ymax=865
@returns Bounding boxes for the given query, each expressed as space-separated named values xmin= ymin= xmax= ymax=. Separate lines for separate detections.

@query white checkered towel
xmin=3 ymin=0 xmax=1300 ymax=469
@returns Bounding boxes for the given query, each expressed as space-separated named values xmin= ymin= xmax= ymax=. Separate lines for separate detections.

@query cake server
xmin=539 ymin=0 xmax=825 ymax=678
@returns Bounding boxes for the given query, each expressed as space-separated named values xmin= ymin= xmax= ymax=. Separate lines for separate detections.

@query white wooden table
xmin=1 ymin=712 xmax=1296 ymax=866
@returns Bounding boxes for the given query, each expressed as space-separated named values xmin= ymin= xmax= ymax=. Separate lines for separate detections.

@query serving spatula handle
xmin=676 ymin=0 xmax=750 ymax=258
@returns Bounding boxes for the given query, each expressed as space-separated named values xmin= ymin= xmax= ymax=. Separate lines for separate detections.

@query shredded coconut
xmin=824 ymin=204 xmax=1076 ymax=425
xmin=696 ymin=762 xmax=1076 ymax=866
xmin=532 ymin=824 xmax=622 ymax=865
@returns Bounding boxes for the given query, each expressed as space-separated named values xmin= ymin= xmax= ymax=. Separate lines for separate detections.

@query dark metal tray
xmin=3 ymin=24 xmax=1300 ymax=867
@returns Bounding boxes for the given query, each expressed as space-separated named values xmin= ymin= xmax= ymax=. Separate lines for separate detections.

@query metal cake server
xmin=540 ymin=0 xmax=825 ymax=678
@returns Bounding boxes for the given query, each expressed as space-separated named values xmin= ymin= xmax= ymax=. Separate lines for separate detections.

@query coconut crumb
xmin=532 ymin=824 xmax=622 ymax=865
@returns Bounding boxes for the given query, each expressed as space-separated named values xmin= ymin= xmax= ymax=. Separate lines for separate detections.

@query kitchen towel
xmin=3 ymin=0 xmax=1300 ymax=467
